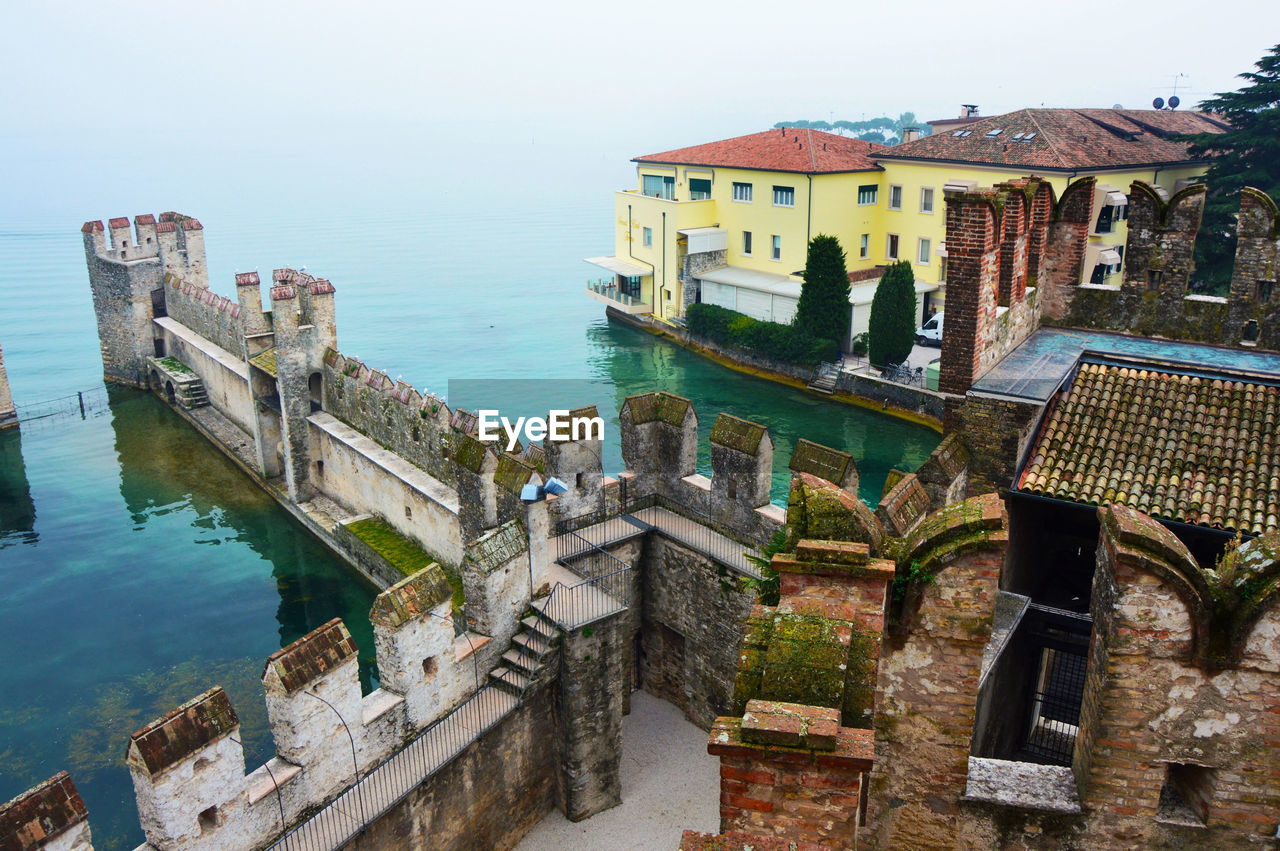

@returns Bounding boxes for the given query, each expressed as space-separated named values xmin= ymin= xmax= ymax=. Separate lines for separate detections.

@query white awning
xmin=1097 ymin=248 xmax=1122 ymax=266
xmin=695 ymin=265 xmax=801 ymax=298
xmin=936 ymin=241 xmax=948 ymax=258
xmin=944 ymin=180 xmax=978 ymax=194
xmin=677 ymin=226 xmax=728 ymax=254
xmin=1104 ymin=190 xmax=1128 ymax=207
xmin=849 ymin=280 xmax=941 ymax=305
xmin=584 ymin=256 xmax=651 ymax=278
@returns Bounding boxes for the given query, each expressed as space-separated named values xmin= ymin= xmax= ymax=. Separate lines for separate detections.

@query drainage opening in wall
xmin=405 ymin=505 xmax=412 ymax=519
xmin=422 ymin=656 xmax=438 ymax=681
xmin=198 ymin=806 xmax=220 ymax=834
xmin=1157 ymin=762 xmax=1216 ymax=827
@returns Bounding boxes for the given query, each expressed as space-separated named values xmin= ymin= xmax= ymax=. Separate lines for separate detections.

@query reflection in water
xmin=0 ymin=389 xmax=374 ymax=850
xmin=0 ymin=428 xmax=36 ymax=548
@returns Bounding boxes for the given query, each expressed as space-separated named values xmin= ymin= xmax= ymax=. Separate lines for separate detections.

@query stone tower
xmin=82 ymin=213 xmax=208 ymax=387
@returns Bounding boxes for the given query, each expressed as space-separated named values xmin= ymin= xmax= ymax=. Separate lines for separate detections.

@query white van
xmin=915 ymin=312 xmax=944 ymax=347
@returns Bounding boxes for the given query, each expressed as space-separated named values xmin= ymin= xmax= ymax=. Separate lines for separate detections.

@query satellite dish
xmin=1113 ymin=103 xmax=1124 ymax=109
xmin=1152 ymin=97 xmax=1165 ymax=110
xmin=1168 ymin=95 xmax=1180 ymax=109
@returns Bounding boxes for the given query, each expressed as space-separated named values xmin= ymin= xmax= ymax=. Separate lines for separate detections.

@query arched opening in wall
xmin=153 ymin=338 xmax=166 ymax=358
xmin=315 ymin=460 xmax=324 ymax=478
xmin=151 ymin=288 xmax=167 ymax=318
xmin=1243 ymin=319 xmax=1260 ymax=343
xmin=309 ymin=372 xmax=323 ymax=412
xmin=165 ymin=381 xmax=175 ymax=403
xmin=576 ymin=472 xmax=585 ymax=490
xmin=149 ymin=370 xmax=161 ymax=392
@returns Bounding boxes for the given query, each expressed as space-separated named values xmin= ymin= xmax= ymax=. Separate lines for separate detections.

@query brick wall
xmin=955 ymin=394 xmax=1044 ymax=497
xmin=865 ymin=495 xmax=1005 ymax=849
xmin=1037 ymin=178 xmax=1095 ymax=319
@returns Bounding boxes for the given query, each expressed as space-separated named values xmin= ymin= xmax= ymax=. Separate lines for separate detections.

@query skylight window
xmin=1012 ymin=132 xmax=1025 ymax=140
xmin=1022 ymin=132 xmax=1037 ymax=141
xmin=952 ymin=129 xmax=966 ymax=137
xmin=985 ymin=128 xmax=1003 ymax=138
xmin=958 ymin=130 xmax=973 ymax=137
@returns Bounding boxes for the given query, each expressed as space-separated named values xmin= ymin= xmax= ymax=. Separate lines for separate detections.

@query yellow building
xmin=586 ymin=107 xmax=1224 ymax=350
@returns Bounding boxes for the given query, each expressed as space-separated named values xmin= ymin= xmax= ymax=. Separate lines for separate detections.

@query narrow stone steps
xmin=488 ymin=665 xmax=530 ymax=695
xmin=501 ymin=648 xmax=539 ymax=674
xmin=521 ymin=614 xmax=556 ymax=639
xmin=514 ymin=628 xmax=551 ymax=656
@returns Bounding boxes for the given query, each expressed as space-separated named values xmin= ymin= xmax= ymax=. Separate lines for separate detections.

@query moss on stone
xmin=154 ymin=356 xmax=195 ymax=377
xmin=451 ymin=432 xmax=489 ymax=473
xmin=709 ymin=412 xmax=768 ymax=454
xmin=346 ymin=516 xmax=434 ymax=577
xmin=759 ymin=613 xmax=849 ymax=710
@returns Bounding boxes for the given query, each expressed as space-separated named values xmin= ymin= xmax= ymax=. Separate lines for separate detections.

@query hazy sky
xmin=1 ymin=0 xmax=1276 ymax=217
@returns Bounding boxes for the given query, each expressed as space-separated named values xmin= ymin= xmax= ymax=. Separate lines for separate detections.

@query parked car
xmin=915 ymin=312 xmax=944 ymax=347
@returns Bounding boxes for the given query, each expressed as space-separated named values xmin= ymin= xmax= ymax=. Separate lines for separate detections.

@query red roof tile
xmin=875 ymin=108 xmax=1227 ymax=171
xmin=81 ymin=220 xmax=103 ymax=233
xmin=262 ymin=618 xmax=358 ymax=693
xmin=108 ymin=217 xmax=129 ymax=228
xmin=1018 ymin=362 xmax=1280 ymax=534
xmin=635 ymin=129 xmax=882 ymax=174
xmin=0 ymin=772 xmax=88 ymax=849
xmin=127 ymin=687 xmax=239 ymax=778
xmin=134 ymin=214 xmax=156 ymax=226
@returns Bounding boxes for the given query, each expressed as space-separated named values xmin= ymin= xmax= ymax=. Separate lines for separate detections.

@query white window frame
xmin=642 ymin=227 xmax=653 ymax=248
xmin=742 ymin=231 xmax=753 ymax=256
xmin=858 ymin=184 xmax=878 ymax=206
xmin=886 ymin=233 xmax=900 ymax=260
xmin=917 ymin=237 xmax=931 ymax=265
xmin=772 ymin=186 xmax=795 ymax=208
xmin=859 ymin=233 xmax=869 ymax=259
xmin=732 ymin=182 xmax=753 ymax=203
xmin=888 ymin=184 xmax=903 ymax=211
xmin=771 ymin=235 xmax=782 ymax=261
xmin=920 ymin=187 xmax=935 ymax=214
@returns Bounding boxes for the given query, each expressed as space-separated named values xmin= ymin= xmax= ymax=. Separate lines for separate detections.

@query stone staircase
xmin=807 ymin=361 xmax=840 ymax=395
xmin=147 ymin=356 xmax=210 ymax=410
xmin=488 ymin=603 xmax=560 ymax=698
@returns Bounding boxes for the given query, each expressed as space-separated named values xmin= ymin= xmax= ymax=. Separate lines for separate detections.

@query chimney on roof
xmin=781 ymin=127 xmax=786 ymax=136
xmin=961 ymin=104 xmax=980 ymax=118
xmin=901 ymin=126 xmax=920 ymax=143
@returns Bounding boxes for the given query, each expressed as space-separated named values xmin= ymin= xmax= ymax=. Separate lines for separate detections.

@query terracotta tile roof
xmin=81 ymin=220 xmax=103 ymax=233
xmin=134 ymin=214 xmax=156 ymax=226
xmin=369 ymin=565 xmax=452 ymax=628
xmin=0 ymin=772 xmax=88 ymax=849
xmin=1018 ymin=362 xmax=1280 ymax=534
xmin=262 ymin=618 xmax=358 ymax=694
xmin=874 ymin=108 xmax=1227 ymax=171
xmin=127 ymin=687 xmax=239 ymax=778
xmin=108 ymin=217 xmax=129 ymax=228
xmin=635 ymin=129 xmax=883 ymax=174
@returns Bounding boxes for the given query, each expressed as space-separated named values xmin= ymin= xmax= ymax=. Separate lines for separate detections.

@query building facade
xmin=588 ymin=107 xmax=1225 ymax=351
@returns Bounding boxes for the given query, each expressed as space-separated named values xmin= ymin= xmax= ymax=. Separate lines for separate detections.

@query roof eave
xmin=869 ymin=153 xmax=1212 ymax=173
xmin=631 ymin=157 xmax=884 ymax=175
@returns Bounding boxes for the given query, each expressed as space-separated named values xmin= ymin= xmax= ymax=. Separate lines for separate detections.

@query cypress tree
xmin=868 ymin=260 xmax=916 ymax=366
xmin=1183 ymin=44 xmax=1280 ymax=292
xmin=795 ymin=234 xmax=850 ymax=346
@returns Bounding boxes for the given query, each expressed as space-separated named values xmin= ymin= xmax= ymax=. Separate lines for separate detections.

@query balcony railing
xmin=585 ymin=279 xmax=651 ymax=314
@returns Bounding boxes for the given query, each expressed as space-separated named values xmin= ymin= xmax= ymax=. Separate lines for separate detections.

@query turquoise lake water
xmin=0 ymin=139 xmax=937 ymax=848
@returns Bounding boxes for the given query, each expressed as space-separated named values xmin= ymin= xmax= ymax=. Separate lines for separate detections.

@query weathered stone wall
xmin=163 ymin=275 xmax=246 ymax=358
xmin=685 ymin=248 xmax=728 ymax=311
xmin=322 ymin=350 xmax=458 ymax=488
xmin=0 ymin=343 xmax=15 ymax=429
xmin=155 ymin=325 xmax=255 ymax=435
xmin=1074 ymin=507 xmax=1280 ymax=846
xmin=347 ymin=676 xmax=559 ymax=851
xmin=954 ymin=393 xmax=1044 ymax=497
xmin=1229 ymin=187 xmax=1280 ymax=348
xmin=310 ymin=419 xmax=465 ymax=567
xmin=559 ymin=612 xmax=627 ymax=821
xmin=640 ymin=535 xmax=756 ymax=729
xmin=865 ymin=495 xmax=1006 ymax=849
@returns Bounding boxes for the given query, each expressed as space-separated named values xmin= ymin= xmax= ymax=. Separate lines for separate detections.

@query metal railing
xmin=586 ymin=279 xmax=649 ymax=308
xmin=13 ymin=385 xmax=111 ymax=428
xmin=270 ymin=680 xmax=515 ymax=851
xmin=622 ymin=493 xmax=767 ymax=578
xmin=544 ymin=530 xmax=632 ymax=629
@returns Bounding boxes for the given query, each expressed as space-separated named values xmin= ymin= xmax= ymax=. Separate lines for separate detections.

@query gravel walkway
xmin=516 ymin=690 xmax=720 ymax=850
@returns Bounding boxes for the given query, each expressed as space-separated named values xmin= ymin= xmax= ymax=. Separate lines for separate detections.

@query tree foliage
xmin=1184 ymin=43 xmax=1280 ymax=291
xmin=775 ymin=112 xmax=932 ymax=143
xmin=795 ymin=234 xmax=851 ymax=346
xmin=868 ymin=261 xmax=917 ymax=366
xmin=686 ymin=303 xmax=837 ymax=366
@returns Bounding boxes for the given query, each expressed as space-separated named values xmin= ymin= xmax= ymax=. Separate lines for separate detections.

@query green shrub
xmin=686 ymin=303 xmax=835 ymax=367
xmin=868 ymin=260 xmax=917 ymax=366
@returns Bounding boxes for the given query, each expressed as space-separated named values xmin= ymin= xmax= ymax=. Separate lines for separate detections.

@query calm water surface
xmin=0 ymin=141 xmax=936 ymax=847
